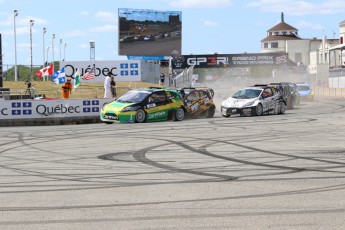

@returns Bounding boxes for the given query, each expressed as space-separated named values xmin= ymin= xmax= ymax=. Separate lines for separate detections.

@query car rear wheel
xmin=273 ymin=102 xmax=279 ymax=115
xmin=206 ymin=106 xmax=215 ymax=118
xmin=279 ymin=102 xmax=286 ymax=114
xmin=173 ymin=108 xmax=184 ymax=121
xmin=135 ymin=109 xmax=146 ymax=123
xmin=255 ymin=104 xmax=263 ymax=116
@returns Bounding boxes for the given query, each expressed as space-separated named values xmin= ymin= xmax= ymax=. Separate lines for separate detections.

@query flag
xmin=73 ymin=68 xmax=81 ymax=91
xmin=51 ymin=67 xmax=66 ymax=84
xmin=35 ymin=64 xmax=54 ymax=77
xmin=82 ymin=66 xmax=95 ymax=80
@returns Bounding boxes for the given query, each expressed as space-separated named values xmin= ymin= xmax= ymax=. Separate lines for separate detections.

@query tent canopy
xmin=329 ymin=44 xmax=345 ymax=51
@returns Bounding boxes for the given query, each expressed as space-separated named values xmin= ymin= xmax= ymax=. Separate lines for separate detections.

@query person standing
xmin=61 ymin=78 xmax=72 ymax=99
xmin=160 ymin=73 xmax=165 ymax=86
xmin=104 ymin=72 xmax=112 ymax=98
xmin=169 ymin=74 xmax=173 ymax=86
xmin=110 ymin=76 xmax=117 ymax=98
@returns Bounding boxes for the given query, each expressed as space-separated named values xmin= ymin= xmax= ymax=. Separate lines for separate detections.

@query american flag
xmin=82 ymin=66 xmax=95 ymax=80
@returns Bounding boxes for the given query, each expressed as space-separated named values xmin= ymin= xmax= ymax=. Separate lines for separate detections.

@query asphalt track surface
xmin=1 ymin=95 xmax=345 ymax=229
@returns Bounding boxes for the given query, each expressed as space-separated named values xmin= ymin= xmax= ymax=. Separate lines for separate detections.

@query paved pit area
xmin=0 ymin=96 xmax=345 ymax=229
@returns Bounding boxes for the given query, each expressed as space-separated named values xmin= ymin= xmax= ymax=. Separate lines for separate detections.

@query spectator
xmin=104 ymin=72 xmax=113 ymax=98
xmin=160 ymin=73 xmax=165 ymax=86
xmin=61 ymin=78 xmax=72 ymax=99
xmin=110 ymin=76 xmax=117 ymax=98
xmin=25 ymin=81 xmax=36 ymax=99
xmin=169 ymin=74 xmax=173 ymax=86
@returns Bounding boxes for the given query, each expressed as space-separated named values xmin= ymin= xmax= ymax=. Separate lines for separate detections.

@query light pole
xmin=59 ymin=38 xmax=62 ymax=68
xmin=43 ymin=27 xmax=46 ymax=66
xmin=46 ymin=46 xmax=49 ymax=66
xmin=63 ymin=42 xmax=67 ymax=61
xmin=13 ymin=9 xmax=18 ymax=81
xmin=52 ymin=33 xmax=55 ymax=71
xmin=30 ymin=19 xmax=34 ymax=81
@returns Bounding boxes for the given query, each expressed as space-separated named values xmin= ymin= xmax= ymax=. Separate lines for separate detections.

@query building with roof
xmin=260 ymin=12 xmax=345 ymax=87
xmin=260 ymin=12 xmax=336 ymax=66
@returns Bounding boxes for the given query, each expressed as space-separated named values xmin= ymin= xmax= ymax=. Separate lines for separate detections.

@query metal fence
xmin=174 ymin=65 xmax=194 ymax=88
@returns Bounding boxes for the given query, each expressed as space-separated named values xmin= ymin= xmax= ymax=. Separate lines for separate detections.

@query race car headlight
xmin=243 ymin=101 xmax=255 ymax=107
xmin=101 ymin=103 xmax=109 ymax=111
xmin=121 ymin=106 xmax=140 ymax=112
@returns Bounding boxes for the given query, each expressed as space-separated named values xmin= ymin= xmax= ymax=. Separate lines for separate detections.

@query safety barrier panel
xmin=314 ymin=87 xmax=345 ymax=98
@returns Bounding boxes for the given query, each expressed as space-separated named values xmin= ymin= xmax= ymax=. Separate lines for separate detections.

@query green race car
xmin=100 ymin=88 xmax=185 ymax=123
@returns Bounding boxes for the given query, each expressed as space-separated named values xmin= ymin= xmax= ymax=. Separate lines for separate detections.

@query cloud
xmin=95 ymin=11 xmax=117 ymax=23
xmin=64 ymin=24 xmax=117 ymax=38
xmin=169 ymin=0 xmax=232 ymax=8
xmin=87 ymin=25 xmax=118 ymax=33
xmin=78 ymin=43 xmax=89 ymax=49
xmin=202 ymin=20 xmax=219 ymax=27
xmin=297 ymin=20 xmax=323 ymax=30
xmin=64 ymin=30 xmax=88 ymax=37
xmin=245 ymin=0 xmax=345 ymax=15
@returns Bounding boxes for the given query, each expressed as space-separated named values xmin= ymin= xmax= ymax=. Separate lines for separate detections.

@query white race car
xmin=221 ymin=85 xmax=286 ymax=117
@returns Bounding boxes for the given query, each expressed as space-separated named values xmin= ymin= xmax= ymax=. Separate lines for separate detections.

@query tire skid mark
xmin=131 ymin=144 xmax=238 ymax=181
xmin=2 ymin=208 xmax=345 ymax=225
xmin=163 ymin=139 xmax=304 ymax=172
xmin=1 ymin=183 xmax=345 ymax=212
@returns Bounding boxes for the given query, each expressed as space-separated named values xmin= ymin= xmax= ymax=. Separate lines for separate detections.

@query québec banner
xmin=60 ymin=60 xmax=142 ymax=82
xmin=0 ymin=98 xmax=113 ymax=120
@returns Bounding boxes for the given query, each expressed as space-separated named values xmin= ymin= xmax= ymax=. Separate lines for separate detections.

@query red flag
xmin=36 ymin=64 xmax=54 ymax=77
xmin=82 ymin=66 xmax=95 ymax=80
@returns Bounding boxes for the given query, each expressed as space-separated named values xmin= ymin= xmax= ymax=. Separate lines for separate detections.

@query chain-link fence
xmin=174 ymin=65 xmax=194 ymax=88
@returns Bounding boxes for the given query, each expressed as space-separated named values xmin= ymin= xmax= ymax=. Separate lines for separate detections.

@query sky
xmin=1 ymin=0 xmax=345 ymax=68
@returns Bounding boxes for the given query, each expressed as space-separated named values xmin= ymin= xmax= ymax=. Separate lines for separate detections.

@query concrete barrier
xmin=0 ymin=98 xmax=114 ymax=127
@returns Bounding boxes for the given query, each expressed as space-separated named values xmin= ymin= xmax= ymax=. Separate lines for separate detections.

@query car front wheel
xmin=173 ymin=108 xmax=185 ymax=121
xmin=279 ymin=102 xmax=286 ymax=114
xmin=135 ymin=109 xmax=146 ymax=123
xmin=255 ymin=104 xmax=263 ymax=116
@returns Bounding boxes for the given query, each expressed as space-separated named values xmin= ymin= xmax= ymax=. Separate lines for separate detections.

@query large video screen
xmin=118 ymin=8 xmax=182 ymax=57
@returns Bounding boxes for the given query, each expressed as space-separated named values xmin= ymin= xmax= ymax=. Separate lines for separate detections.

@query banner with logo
xmin=60 ymin=60 xmax=141 ymax=82
xmin=0 ymin=98 xmax=113 ymax=120
xmin=171 ymin=53 xmax=288 ymax=69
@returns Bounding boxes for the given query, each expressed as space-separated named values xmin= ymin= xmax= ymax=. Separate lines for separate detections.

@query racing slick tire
xmin=172 ymin=107 xmax=185 ymax=121
xmin=135 ymin=109 xmax=146 ymax=123
xmin=279 ymin=102 xmax=286 ymax=114
xmin=255 ymin=104 xmax=263 ymax=116
xmin=273 ymin=103 xmax=280 ymax=115
xmin=206 ymin=106 xmax=215 ymax=118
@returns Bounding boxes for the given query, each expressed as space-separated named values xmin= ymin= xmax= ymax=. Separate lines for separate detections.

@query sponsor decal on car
xmin=190 ymin=103 xmax=199 ymax=111
xmin=148 ymin=111 xmax=166 ymax=119
xmin=104 ymin=114 xmax=118 ymax=120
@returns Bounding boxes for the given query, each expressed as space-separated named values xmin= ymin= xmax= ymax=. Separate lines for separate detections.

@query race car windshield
xmin=117 ymin=90 xmax=150 ymax=103
xmin=232 ymin=89 xmax=262 ymax=99
xmin=297 ymin=85 xmax=310 ymax=91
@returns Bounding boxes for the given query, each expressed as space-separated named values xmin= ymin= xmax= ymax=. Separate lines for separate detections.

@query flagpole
xmin=93 ymin=63 xmax=96 ymax=98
